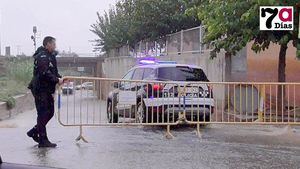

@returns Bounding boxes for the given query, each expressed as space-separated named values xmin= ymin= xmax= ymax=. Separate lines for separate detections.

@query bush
xmin=6 ymin=58 xmax=33 ymax=86
xmin=0 ymin=58 xmax=33 ymax=109
xmin=0 ymin=94 xmax=16 ymax=110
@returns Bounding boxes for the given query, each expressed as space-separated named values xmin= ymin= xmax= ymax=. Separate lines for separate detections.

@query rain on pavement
xmin=0 ymin=90 xmax=300 ymax=169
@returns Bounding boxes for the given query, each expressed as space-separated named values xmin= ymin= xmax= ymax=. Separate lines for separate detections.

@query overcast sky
xmin=0 ymin=0 xmax=115 ymax=56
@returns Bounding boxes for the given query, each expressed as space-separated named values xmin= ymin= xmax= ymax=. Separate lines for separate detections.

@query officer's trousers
xmin=34 ymin=92 xmax=54 ymax=137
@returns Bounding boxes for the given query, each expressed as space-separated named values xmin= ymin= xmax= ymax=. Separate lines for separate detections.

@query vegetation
xmin=186 ymin=0 xmax=299 ymax=82
xmin=0 ymin=58 xmax=33 ymax=109
xmin=187 ymin=0 xmax=299 ymax=108
xmin=91 ymin=0 xmax=200 ymax=53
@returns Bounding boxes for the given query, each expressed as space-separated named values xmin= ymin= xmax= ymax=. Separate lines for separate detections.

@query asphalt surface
xmin=0 ymin=90 xmax=300 ymax=169
xmin=0 ymin=163 xmax=61 ymax=169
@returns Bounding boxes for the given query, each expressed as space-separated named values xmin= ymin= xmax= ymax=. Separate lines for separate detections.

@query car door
xmin=117 ymin=68 xmax=145 ymax=114
xmin=112 ymin=69 xmax=134 ymax=102
xmin=113 ymin=69 xmax=136 ymax=111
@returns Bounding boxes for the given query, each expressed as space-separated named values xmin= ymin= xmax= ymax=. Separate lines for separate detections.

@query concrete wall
xmin=246 ymin=41 xmax=300 ymax=106
xmin=101 ymin=50 xmax=233 ymax=102
xmin=231 ymin=47 xmax=248 ymax=82
xmin=102 ymin=51 xmax=227 ymax=81
xmin=0 ymin=92 xmax=35 ymax=120
xmin=102 ymin=57 xmax=136 ymax=78
xmin=56 ymin=57 xmax=104 ymax=77
xmin=102 ymin=48 xmax=247 ymax=81
xmin=247 ymin=42 xmax=298 ymax=82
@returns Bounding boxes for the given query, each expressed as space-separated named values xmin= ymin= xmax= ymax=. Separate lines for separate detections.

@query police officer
xmin=27 ymin=36 xmax=64 ymax=148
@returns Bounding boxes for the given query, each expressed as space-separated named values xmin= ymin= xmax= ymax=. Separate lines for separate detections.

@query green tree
xmin=187 ymin=0 xmax=299 ymax=109
xmin=91 ymin=0 xmax=200 ymax=54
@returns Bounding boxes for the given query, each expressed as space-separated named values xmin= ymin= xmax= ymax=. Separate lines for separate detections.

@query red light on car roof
xmin=153 ymin=84 xmax=163 ymax=90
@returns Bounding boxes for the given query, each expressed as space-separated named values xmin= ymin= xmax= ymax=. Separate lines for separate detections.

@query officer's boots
xmin=38 ymin=135 xmax=57 ymax=148
xmin=27 ymin=126 xmax=39 ymax=143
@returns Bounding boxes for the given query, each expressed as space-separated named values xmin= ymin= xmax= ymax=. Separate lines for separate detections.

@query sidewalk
xmin=0 ymin=162 xmax=63 ymax=169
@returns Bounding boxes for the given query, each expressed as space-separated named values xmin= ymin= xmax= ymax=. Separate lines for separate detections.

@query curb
xmin=0 ymin=92 xmax=35 ymax=120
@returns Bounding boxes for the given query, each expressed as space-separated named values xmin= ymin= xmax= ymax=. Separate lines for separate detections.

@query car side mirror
xmin=113 ymin=82 xmax=119 ymax=88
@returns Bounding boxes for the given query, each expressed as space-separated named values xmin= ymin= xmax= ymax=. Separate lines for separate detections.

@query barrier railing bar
xmin=63 ymin=76 xmax=300 ymax=85
xmin=288 ymin=85 xmax=290 ymax=123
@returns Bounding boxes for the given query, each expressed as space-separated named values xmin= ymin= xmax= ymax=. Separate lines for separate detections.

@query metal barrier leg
xmin=196 ymin=123 xmax=202 ymax=138
xmin=75 ymin=126 xmax=88 ymax=143
xmin=165 ymin=125 xmax=174 ymax=139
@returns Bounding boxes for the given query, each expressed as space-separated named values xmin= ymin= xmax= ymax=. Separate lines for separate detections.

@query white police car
xmin=107 ymin=60 xmax=214 ymax=123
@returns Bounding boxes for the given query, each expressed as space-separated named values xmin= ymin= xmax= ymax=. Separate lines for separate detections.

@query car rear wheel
xmin=202 ymin=114 xmax=210 ymax=122
xmin=136 ymin=102 xmax=146 ymax=123
xmin=107 ymin=101 xmax=118 ymax=123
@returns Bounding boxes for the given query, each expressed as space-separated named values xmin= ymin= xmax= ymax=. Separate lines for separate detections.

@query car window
xmin=122 ymin=69 xmax=134 ymax=80
xmin=143 ymin=68 xmax=154 ymax=79
xmin=132 ymin=68 xmax=144 ymax=80
xmin=157 ymin=66 xmax=209 ymax=81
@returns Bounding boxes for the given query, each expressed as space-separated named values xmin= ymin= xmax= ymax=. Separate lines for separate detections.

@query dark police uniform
xmin=28 ymin=46 xmax=61 ymax=146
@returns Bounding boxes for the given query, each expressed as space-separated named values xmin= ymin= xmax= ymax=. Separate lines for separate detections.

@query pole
xmin=0 ymin=11 xmax=2 ymax=56
xmin=297 ymin=3 xmax=300 ymax=59
xmin=0 ymin=31 xmax=1 ymax=56
xmin=32 ymin=26 xmax=37 ymax=52
xmin=298 ymin=4 xmax=300 ymax=42
xmin=297 ymin=3 xmax=300 ymax=40
xmin=34 ymin=33 xmax=36 ymax=51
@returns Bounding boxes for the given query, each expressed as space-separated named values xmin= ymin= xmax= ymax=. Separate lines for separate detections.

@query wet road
xmin=0 ymin=91 xmax=300 ymax=169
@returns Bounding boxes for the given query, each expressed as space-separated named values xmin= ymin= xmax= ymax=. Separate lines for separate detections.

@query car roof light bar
xmin=157 ymin=61 xmax=177 ymax=64
xmin=138 ymin=58 xmax=177 ymax=65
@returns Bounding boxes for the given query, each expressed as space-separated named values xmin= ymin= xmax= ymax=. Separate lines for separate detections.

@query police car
xmin=107 ymin=60 xmax=214 ymax=123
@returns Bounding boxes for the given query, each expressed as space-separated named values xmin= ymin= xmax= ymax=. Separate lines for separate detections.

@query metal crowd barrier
xmin=57 ymin=76 xmax=300 ymax=141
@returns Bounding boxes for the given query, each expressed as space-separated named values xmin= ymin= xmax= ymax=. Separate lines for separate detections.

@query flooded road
xmin=0 ymin=92 xmax=300 ymax=169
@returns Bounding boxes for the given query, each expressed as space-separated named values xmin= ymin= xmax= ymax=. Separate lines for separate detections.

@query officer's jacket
xmin=29 ymin=46 xmax=61 ymax=94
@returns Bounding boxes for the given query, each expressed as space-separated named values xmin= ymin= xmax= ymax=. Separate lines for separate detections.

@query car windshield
xmin=157 ymin=66 xmax=208 ymax=81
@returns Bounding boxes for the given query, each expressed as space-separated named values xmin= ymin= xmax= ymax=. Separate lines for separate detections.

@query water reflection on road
xmin=0 ymin=90 xmax=299 ymax=169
